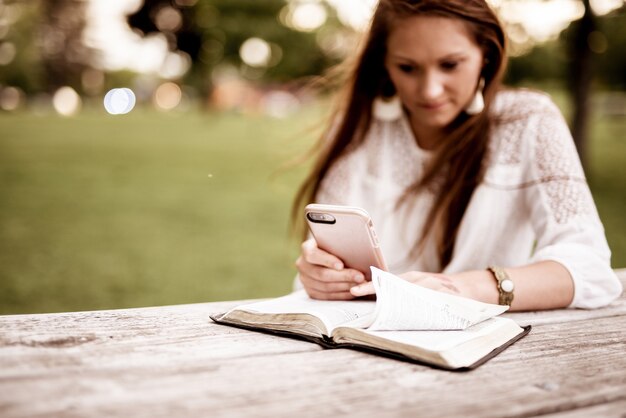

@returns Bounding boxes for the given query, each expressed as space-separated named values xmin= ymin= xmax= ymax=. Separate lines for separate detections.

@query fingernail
xmin=351 ymin=285 xmax=364 ymax=296
xmin=353 ymin=273 xmax=364 ymax=283
xmin=334 ymin=262 xmax=343 ymax=270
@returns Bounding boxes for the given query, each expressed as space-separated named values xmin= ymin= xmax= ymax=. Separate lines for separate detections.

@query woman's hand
xmin=350 ymin=270 xmax=461 ymax=298
xmin=296 ymin=239 xmax=366 ymax=300
xmin=343 ymin=262 xmax=573 ymax=310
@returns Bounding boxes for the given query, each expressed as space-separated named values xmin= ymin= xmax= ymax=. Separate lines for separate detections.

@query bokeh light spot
xmin=239 ymin=37 xmax=271 ymax=68
xmin=0 ymin=42 xmax=16 ymax=65
xmin=104 ymin=88 xmax=136 ymax=115
xmin=52 ymin=86 xmax=81 ymax=117
xmin=590 ymin=0 xmax=624 ymax=15
xmin=153 ymin=82 xmax=182 ymax=111
xmin=291 ymin=3 xmax=327 ymax=31
xmin=159 ymin=51 xmax=192 ymax=79
xmin=0 ymin=86 xmax=23 ymax=111
xmin=155 ymin=6 xmax=183 ymax=32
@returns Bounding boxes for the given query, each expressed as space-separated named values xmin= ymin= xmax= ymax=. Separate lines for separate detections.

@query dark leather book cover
xmin=210 ymin=313 xmax=531 ymax=371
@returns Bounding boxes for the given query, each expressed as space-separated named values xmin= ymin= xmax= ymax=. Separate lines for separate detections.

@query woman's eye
xmin=397 ymin=64 xmax=415 ymax=73
xmin=440 ymin=61 xmax=458 ymax=71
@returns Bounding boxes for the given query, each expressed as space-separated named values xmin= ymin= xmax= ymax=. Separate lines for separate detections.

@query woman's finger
xmin=301 ymin=239 xmax=345 ymax=271
xmin=350 ymin=281 xmax=375 ymax=297
xmin=306 ymin=288 xmax=355 ymax=300
xmin=304 ymin=279 xmax=355 ymax=294
xmin=297 ymin=256 xmax=364 ymax=284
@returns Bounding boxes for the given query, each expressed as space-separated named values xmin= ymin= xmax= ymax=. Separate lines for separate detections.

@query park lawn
xmin=588 ymin=112 xmax=626 ymax=266
xmin=0 ymin=102 xmax=624 ymax=314
xmin=0 ymin=106 xmax=323 ymax=314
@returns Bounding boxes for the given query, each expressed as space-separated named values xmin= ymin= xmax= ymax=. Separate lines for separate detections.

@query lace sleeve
xmin=525 ymin=99 xmax=622 ymax=308
xmin=532 ymin=105 xmax=594 ymax=223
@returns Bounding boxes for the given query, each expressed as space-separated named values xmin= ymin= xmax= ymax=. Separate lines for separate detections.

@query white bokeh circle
xmin=104 ymin=88 xmax=136 ymax=115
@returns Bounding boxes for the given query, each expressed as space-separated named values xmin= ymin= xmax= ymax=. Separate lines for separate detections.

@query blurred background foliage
xmin=0 ymin=0 xmax=625 ymax=314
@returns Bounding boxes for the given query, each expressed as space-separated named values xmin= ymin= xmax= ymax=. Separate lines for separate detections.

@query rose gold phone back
xmin=308 ymin=210 xmax=386 ymax=279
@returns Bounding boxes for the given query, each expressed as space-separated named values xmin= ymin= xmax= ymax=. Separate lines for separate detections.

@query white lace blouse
xmin=313 ymin=89 xmax=622 ymax=309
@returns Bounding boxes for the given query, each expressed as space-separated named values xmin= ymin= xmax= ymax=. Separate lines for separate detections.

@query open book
xmin=211 ymin=268 xmax=530 ymax=370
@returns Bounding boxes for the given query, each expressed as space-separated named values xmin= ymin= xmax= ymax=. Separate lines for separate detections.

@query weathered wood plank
xmin=0 ymin=301 xmax=320 ymax=368
xmin=1 ymin=311 xmax=624 ymax=418
xmin=537 ymin=399 xmax=626 ymax=418
xmin=505 ymin=296 xmax=626 ymax=326
xmin=0 ymin=269 xmax=623 ymax=418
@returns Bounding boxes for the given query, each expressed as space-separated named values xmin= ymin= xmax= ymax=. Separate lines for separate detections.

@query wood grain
xmin=538 ymin=400 xmax=626 ymax=418
xmin=0 ymin=271 xmax=624 ymax=418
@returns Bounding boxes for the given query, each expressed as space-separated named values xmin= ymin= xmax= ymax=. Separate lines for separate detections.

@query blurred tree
xmin=561 ymin=2 xmax=625 ymax=170
xmin=0 ymin=1 xmax=45 ymax=93
xmin=595 ymin=6 xmax=626 ymax=89
xmin=0 ymin=0 xmax=94 ymax=94
xmin=127 ymin=0 xmax=347 ymax=95
xmin=507 ymin=2 xmax=626 ymax=172
xmin=39 ymin=0 xmax=93 ymax=92
xmin=506 ymin=5 xmax=626 ymax=92
xmin=506 ymin=42 xmax=567 ymax=87
xmin=564 ymin=0 xmax=596 ymax=170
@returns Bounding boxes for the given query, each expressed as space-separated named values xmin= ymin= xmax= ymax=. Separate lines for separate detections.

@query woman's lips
xmin=419 ymin=101 xmax=447 ymax=110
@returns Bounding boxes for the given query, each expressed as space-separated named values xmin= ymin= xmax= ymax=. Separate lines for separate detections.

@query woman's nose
xmin=419 ymin=73 xmax=444 ymax=101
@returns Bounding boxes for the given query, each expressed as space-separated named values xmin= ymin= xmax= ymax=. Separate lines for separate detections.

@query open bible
xmin=211 ymin=268 xmax=530 ymax=370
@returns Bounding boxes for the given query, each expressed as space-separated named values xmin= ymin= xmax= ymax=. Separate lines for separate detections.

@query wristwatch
xmin=488 ymin=265 xmax=515 ymax=306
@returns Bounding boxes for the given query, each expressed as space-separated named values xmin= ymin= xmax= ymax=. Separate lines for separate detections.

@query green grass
xmin=0 ymin=99 xmax=624 ymax=314
xmin=0 ymin=106 xmax=322 ymax=314
xmin=588 ymin=113 xmax=626 ymax=265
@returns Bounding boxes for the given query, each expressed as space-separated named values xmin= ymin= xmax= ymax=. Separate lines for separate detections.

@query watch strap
xmin=488 ymin=265 xmax=515 ymax=306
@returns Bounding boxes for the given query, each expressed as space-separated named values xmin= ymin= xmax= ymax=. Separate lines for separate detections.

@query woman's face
xmin=384 ymin=16 xmax=484 ymax=130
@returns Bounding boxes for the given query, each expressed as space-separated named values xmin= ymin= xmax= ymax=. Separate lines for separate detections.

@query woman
xmin=293 ymin=0 xmax=622 ymax=310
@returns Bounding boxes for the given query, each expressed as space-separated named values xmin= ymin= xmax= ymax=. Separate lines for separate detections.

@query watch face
xmin=501 ymin=279 xmax=514 ymax=293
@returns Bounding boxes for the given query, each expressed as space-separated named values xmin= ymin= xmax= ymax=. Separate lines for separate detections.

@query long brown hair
xmin=292 ymin=0 xmax=507 ymax=270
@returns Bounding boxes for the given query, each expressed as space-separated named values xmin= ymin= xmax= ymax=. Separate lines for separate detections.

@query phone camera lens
xmin=307 ymin=211 xmax=336 ymax=224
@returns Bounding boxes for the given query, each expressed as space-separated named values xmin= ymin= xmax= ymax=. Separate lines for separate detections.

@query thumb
xmin=350 ymin=281 xmax=375 ymax=297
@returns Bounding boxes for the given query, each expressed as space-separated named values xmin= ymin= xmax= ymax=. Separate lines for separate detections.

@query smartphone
xmin=305 ymin=203 xmax=387 ymax=280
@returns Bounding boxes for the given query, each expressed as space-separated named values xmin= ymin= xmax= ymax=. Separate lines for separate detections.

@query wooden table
xmin=1 ymin=271 xmax=625 ymax=418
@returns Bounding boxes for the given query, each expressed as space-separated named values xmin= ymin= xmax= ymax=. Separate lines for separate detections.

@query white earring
xmin=373 ymin=96 xmax=403 ymax=121
xmin=465 ymin=78 xmax=485 ymax=115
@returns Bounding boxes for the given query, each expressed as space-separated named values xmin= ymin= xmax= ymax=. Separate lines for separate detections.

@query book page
xmin=362 ymin=317 xmax=510 ymax=351
xmin=233 ymin=290 xmax=376 ymax=333
xmin=367 ymin=268 xmax=508 ymax=330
